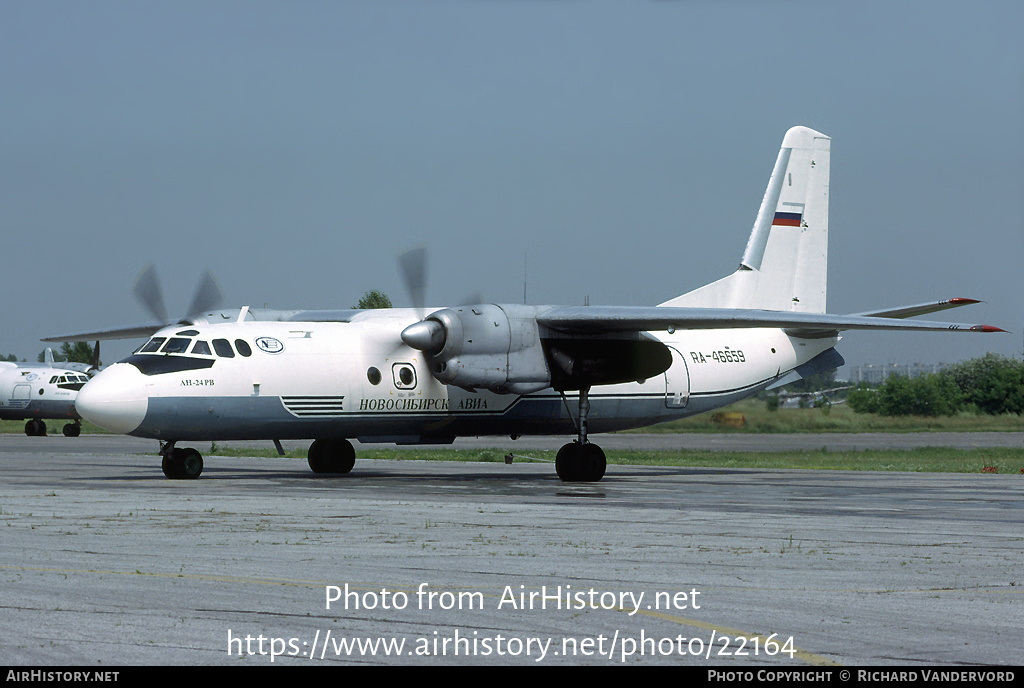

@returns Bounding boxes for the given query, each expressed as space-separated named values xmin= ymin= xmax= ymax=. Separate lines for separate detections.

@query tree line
xmin=847 ymin=353 xmax=1023 ymax=416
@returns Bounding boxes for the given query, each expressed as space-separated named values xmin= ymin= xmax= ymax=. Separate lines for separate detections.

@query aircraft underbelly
xmin=130 ymin=382 xmax=758 ymax=442
xmin=0 ymin=399 xmax=78 ymax=421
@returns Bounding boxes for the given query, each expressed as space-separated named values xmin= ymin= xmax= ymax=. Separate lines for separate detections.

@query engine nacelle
xmin=413 ymin=304 xmax=551 ymax=395
xmin=401 ymin=304 xmax=675 ymax=394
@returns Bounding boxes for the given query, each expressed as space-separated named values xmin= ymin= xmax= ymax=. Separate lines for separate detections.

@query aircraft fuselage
xmin=78 ymin=310 xmax=836 ymax=443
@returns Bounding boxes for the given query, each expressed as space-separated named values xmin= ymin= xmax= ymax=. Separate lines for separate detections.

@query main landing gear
xmin=24 ymin=420 xmax=82 ymax=437
xmin=24 ymin=419 xmax=46 ymax=436
xmin=307 ymin=438 xmax=356 ymax=474
xmin=156 ymin=438 xmax=359 ymax=479
xmin=556 ymin=387 xmax=607 ymax=483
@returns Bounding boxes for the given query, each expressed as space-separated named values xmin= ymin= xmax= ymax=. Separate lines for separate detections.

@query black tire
xmin=63 ymin=423 xmax=81 ymax=437
xmin=177 ymin=448 xmax=204 ymax=479
xmin=161 ymin=454 xmax=180 ymax=479
xmin=25 ymin=419 xmax=46 ymax=437
xmin=555 ymin=443 xmax=576 ymax=481
xmin=555 ymin=442 xmax=606 ymax=482
xmin=308 ymin=439 xmax=356 ymax=474
xmin=162 ymin=447 xmax=203 ymax=479
xmin=580 ymin=443 xmax=606 ymax=482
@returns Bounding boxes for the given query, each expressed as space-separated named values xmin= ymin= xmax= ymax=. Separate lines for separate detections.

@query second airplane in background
xmin=0 ymin=347 xmax=98 ymax=436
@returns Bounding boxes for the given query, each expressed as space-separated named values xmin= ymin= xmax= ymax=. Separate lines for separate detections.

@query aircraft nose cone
xmin=76 ymin=364 xmax=148 ymax=434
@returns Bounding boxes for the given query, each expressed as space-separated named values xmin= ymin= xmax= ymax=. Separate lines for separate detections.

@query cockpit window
xmin=50 ymin=376 xmax=59 ymax=384
xmin=213 ymin=339 xmax=235 ymax=358
xmin=235 ymin=339 xmax=252 ymax=357
xmin=140 ymin=337 xmax=166 ymax=353
xmin=191 ymin=340 xmax=212 ymax=356
xmin=161 ymin=338 xmax=192 ymax=354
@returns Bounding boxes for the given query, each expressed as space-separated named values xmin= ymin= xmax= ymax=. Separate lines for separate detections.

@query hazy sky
xmin=3 ymin=1 xmax=1022 ymax=373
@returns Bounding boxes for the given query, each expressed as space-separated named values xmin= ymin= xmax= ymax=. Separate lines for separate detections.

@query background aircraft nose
xmin=76 ymin=364 xmax=148 ymax=434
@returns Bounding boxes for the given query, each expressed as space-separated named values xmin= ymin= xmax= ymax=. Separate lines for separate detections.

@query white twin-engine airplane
xmin=0 ymin=347 xmax=100 ymax=437
xmin=52 ymin=126 xmax=1003 ymax=481
xmin=0 ymin=361 xmax=88 ymax=437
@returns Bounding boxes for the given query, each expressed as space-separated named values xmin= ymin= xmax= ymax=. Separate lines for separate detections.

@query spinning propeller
xmin=397 ymin=246 xmax=445 ymax=354
xmin=398 ymin=246 xmax=428 ymax=316
xmin=398 ymin=247 xmax=446 ymax=355
xmin=397 ymin=248 xmax=485 ymax=356
xmin=132 ymin=263 xmax=225 ymax=327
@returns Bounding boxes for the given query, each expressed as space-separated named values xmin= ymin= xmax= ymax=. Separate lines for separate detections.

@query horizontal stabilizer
xmin=767 ymin=348 xmax=846 ymax=389
xmin=849 ymin=298 xmax=982 ymax=320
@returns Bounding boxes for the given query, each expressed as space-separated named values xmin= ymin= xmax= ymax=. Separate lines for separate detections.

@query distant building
xmin=847 ymin=362 xmax=950 ymax=384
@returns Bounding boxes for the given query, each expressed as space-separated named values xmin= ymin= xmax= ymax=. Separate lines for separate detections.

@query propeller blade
xmin=185 ymin=269 xmax=225 ymax=320
xmin=132 ymin=263 xmax=169 ymax=324
xmin=398 ymin=246 xmax=428 ymax=313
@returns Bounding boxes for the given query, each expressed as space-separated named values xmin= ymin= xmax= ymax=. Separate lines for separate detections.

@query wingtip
xmin=970 ymin=325 xmax=1008 ymax=333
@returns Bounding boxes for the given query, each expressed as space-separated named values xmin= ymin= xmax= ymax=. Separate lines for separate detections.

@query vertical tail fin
xmin=661 ymin=126 xmax=831 ymax=313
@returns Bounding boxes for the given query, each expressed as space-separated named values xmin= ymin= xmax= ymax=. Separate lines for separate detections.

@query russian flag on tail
xmin=772 ymin=211 xmax=802 ymax=227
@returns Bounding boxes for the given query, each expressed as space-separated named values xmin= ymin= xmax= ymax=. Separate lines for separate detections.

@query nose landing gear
xmin=159 ymin=442 xmax=203 ymax=480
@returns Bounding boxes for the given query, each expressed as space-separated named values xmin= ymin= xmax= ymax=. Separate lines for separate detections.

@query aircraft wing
xmin=41 ymin=308 xmax=367 ymax=344
xmin=536 ymin=305 xmax=1005 ymax=335
xmin=48 ymin=300 xmax=1004 ymax=343
xmin=42 ymin=324 xmax=164 ymax=343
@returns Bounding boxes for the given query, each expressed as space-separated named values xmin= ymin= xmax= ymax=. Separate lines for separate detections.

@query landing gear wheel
xmin=555 ymin=386 xmax=606 ymax=482
xmin=162 ymin=447 xmax=204 ymax=479
xmin=24 ymin=419 xmax=47 ymax=436
xmin=308 ymin=439 xmax=356 ymax=474
xmin=63 ymin=423 xmax=81 ymax=437
xmin=556 ymin=442 xmax=606 ymax=482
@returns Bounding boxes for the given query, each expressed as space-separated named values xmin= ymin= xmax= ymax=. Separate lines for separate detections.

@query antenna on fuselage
xmin=523 ymin=251 xmax=528 ymax=305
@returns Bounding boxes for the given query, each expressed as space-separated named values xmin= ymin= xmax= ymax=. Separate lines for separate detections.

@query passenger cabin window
xmin=191 ymin=340 xmax=212 ymax=356
xmin=213 ymin=339 xmax=235 ymax=358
